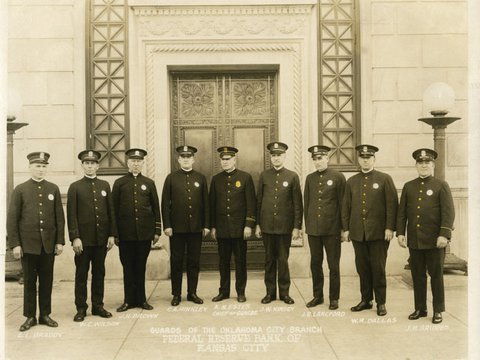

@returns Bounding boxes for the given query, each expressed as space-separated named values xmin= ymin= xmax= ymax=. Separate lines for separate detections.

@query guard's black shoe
xmin=19 ymin=317 xmax=37 ymax=332
xmin=432 ymin=312 xmax=443 ymax=324
xmin=261 ymin=294 xmax=275 ymax=304
xmin=377 ymin=304 xmax=387 ymax=316
xmin=140 ymin=302 xmax=153 ymax=310
xmin=39 ymin=315 xmax=58 ymax=327
xmin=187 ymin=293 xmax=204 ymax=304
xmin=329 ymin=300 xmax=339 ymax=310
xmin=116 ymin=303 xmax=134 ymax=312
xmin=306 ymin=297 xmax=324 ymax=308
xmin=237 ymin=295 xmax=247 ymax=303
xmin=92 ymin=307 xmax=112 ymax=318
xmin=171 ymin=296 xmax=181 ymax=306
xmin=212 ymin=293 xmax=229 ymax=302
xmin=408 ymin=310 xmax=428 ymax=320
xmin=350 ymin=301 xmax=373 ymax=312
xmin=73 ymin=310 xmax=86 ymax=322
xmin=280 ymin=295 xmax=295 ymax=305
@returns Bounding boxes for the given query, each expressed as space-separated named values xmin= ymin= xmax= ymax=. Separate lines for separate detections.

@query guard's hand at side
xmin=436 ymin=236 xmax=449 ymax=248
xmin=291 ymin=228 xmax=300 ymax=241
xmin=13 ymin=246 xmax=23 ymax=259
xmin=202 ymin=228 xmax=210 ymax=238
xmin=164 ymin=228 xmax=173 ymax=237
xmin=255 ymin=225 xmax=262 ymax=238
xmin=152 ymin=234 xmax=160 ymax=245
xmin=385 ymin=229 xmax=394 ymax=241
xmin=243 ymin=226 xmax=252 ymax=240
xmin=211 ymin=228 xmax=217 ymax=241
xmin=341 ymin=230 xmax=350 ymax=242
xmin=55 ymin=244 xmax=63 ymax=256
xmin=397 ymin=235 xmax=407 ymax=248
xmin=72 ymin=238 xmax=83 ymax=255
xmin=107 ymin=236 xmax=115 ymax=251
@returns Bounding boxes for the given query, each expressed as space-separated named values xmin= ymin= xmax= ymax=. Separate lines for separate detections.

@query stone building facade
xmin=6 ymin=0 xmax=471 ymax=280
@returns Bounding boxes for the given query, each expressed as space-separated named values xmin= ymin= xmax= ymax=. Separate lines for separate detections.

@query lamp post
xmin=417 ymin=82 xmax=467 ymax=274
xmin=5 ymin=89 xmax=28 ymax=281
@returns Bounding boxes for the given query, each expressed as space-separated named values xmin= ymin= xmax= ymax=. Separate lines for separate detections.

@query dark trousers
xmin=352 ymin=239 xmax=389 ymax=305
xmin=308 ymin=235 xmax=341 ymax=300
xmin=118 ymin=240 xmax=151 ymax=305
xmin=74 ymin=245 xmax=108 ymax=311
xmin=409 ymin=247 xmax=446 ymax=313
xmin=21 ymin=249 xmax=55 ymax=318
xmin=170 ymin=233 xmax=202 ymax=296
xmin=262 ymin=233 xmax=292 ymax=297
xmin=217 ymin=237 xmax=247 ymax=296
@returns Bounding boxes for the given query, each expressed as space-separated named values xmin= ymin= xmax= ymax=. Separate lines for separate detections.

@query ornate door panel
xmin=170 ymin=71 xmax=278 ymax=270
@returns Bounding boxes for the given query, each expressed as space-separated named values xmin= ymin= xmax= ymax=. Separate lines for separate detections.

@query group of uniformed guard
xmin=7 ymin=141 xmax=455 ymax=332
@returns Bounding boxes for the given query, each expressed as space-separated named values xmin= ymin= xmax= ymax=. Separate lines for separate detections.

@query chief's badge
xmin=283 ymin=181 xmax=288 ymax=187
xmin=235 ymin=181 xmax=241 ymax=188
xmin=101 ymin=190 xmax=107 ymax=197
xmin=48 ymin=194 xmax=54 ymax=200
xmin=327 ymin=180 xmax=333 ymax=186
xmin=194 ymin=182 xmax=200 ymax=187
xmin=141 ymin=184 xmax=147 ymax=190
xmin=426 ymin=189 xmax=433 ymax=196
xmin=373 ymin=183 xmax=379 ymax=189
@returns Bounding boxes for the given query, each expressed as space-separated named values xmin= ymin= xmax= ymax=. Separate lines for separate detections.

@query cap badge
xmin=421 ymin=150 xmax=426 ymax=157
xmin=40 ymin=152 xmax=45 ymax=159
xmin=135 ymin=150 xmax=140 ymax=156
xmin=184 ymin=146 xmax=188 ymax=151
xmin=224 ymin=147 xmax=228 ymax=152
xmin=314 ymin=146 xmax=318 ymax=152
xmin=363 ymin=146 xmax=368 ymax=153
xmin=274 ymin=143 xmax=279 ymax=149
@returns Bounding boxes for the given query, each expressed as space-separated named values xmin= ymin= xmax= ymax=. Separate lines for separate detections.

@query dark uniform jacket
xmin=342 ymin=170 xmax=398 ymax=241
xmin=304 ymin=168 xmax=346 ymax=236
xmin=112 ymin=173 xmax=161 ymax=242
xmin=257 ymin=167 xmax=303 ymax=234
xmin=209 ymin=169 xmax=256 ymax=239
xmin=396 ymin=176 xmax=455 ymax=249
xmin=161 ymin=169 xmax=209 ymax=234
xmin=7 ymin=179 xmax=65 ymax=255
xmin=67 ymin=176 xmax=117 ymax=246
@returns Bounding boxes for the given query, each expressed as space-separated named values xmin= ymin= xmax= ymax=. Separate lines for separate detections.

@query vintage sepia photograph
xmin=1 ymin=0 xmax=479 ymax=359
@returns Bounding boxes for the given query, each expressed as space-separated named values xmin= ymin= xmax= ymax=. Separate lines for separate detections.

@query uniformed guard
xmin=341 ymin=144 xmax=398 ymax=316
xmin=161 ymin=145 xmax=210 ymax=306
xmin=210 ymin=146 xmax=256 ymax=303
xmin=112 ymin=148 xmax=161 ymax=312
xmin=396 ymin=148 xmax=455 ymax=324
xmin=304 ymin=145 xmax=346 ymax=310
xmin=67 ymin=150 xmax=117 ymax=322
xmin=256 ymin=142 xmax=303 ymax=305
xmin=7 ymin=152 xmax=65 ymax=331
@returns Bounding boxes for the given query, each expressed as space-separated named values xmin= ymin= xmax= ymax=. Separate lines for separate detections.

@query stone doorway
xmin=169 ymin=70 xmax=279 ymax=270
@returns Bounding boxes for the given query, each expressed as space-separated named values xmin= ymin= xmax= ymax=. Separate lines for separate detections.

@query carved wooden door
xmin=170 ymin=71 xmax=278 ymax=270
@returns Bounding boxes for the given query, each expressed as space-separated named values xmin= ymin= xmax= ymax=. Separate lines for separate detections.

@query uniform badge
xmin=194 ymin=182 xmax=200 ymax=187
xmin=141 ymin=184 xmax=147 ymax=190
xmin=373 ymin=183 xmax=379 ymax=189
xmin=426 ymin=189 xmax=433 ymax=196
xmin=283 ymin=181 xmax=288 ymax=187
xmin=327 ymin=180 xmax=333 ymax=186
xmin=101 ymin=190 xmax=107 ymax=197
xmin=235 ymin=181 xmax=241 ymax=188
xmin=48 ymin=194 xmax=54 ymax=200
